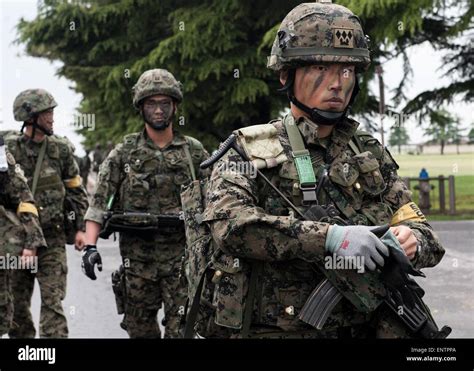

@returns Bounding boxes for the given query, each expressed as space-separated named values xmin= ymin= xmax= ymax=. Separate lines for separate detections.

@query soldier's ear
xmin=280 ymin=70 xmax=288 ymax=86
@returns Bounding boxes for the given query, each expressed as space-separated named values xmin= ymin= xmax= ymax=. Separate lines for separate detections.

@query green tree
xmin=468 ymin=124 xmax=474 ymax=144
xmin=424 ymin=109 xmax=459 ymax=154
xmin=448 ymin=120 xmax=465 ymax=154
xmin=16 ymin=0 xmax=472 ymax=149
xmin=388 ymin=123 xmax=409 ymax=154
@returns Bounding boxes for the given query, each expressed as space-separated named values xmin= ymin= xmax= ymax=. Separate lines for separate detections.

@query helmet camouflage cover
xmin=267 ymin=1 xmax=371 ymax=71
xmin=13 ymin=89 xmax=58 ymax=122
xmin=132 ymin=68 xmax=183 ymax=108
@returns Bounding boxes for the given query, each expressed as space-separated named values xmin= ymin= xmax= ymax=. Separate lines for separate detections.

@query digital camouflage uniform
xmin=85 ymin=69 xmax=210 ymax=338
xmin=189 ymin=2 xmax=445 ymax=338
xmin=0 ymin=146 xmax=47 ymax=335
xmin=5 ymin=89 xmax=88 ymax=338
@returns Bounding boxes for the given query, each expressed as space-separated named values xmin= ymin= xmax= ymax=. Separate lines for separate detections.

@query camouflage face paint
xmin=311 ymin=69 xmax=326 ymax=95
xmin=341 ymin=66 xmax=356 ymax=102
xmin=295 ymin=64 xmax=355 ymax=113
xmin=142 ymin=98 xmax=175 ymax=131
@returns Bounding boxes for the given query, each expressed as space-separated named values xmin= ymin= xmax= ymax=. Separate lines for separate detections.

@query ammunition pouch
xmin=111 ymin=265 xmax=126 ymax=315
xmin=99 ymin=212 xmax=184 ymax=239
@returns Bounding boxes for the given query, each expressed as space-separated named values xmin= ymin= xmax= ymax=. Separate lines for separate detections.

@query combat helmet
xmin=267 ymin=1 xmax=370 ymax=71
xmin=268 ymin=0 xmax=371 ymax=125
xmin=13 ymin=89 xmax=57 ymax=122
xmin=13 ymin=89 xmax=57 ymax=136
xmin=132 ymin=69 xmax=183 ymax=109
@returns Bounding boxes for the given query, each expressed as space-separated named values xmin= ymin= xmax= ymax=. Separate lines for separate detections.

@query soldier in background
xmin=0 ymin=138 xmax=47 ymax=336
xmin=92 ymin=143 xmax=104 ymax=173
xmin=82 ymin=69 xmax=209 ymax=338
xmin=5 ymin=89 xmax=88 ymax=338
xmin=76 ymin=149 xmax=92 ymax=191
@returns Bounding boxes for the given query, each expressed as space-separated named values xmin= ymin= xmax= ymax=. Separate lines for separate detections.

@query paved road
xmin=417 ymin=221 xmax=474 ymax=338
xmin=25 ymin=221 xmax=473 ymax=338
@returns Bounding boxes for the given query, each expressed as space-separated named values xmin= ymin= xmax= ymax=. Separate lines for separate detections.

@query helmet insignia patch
xmin=334 ymin=28 xmax=354 ymax=48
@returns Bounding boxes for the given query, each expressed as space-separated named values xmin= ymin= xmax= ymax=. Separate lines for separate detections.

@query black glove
xmin=81 ymin=245 xmax=103 ymax=280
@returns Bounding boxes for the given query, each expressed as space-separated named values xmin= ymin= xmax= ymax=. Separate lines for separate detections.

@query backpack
xmin=180 ymin=178 xmax=216 ymax=338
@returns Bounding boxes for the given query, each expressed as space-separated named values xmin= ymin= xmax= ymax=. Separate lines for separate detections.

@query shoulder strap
xmin=121 ymin=133 xmax=140 ymax=165
xmin=241 ymin=261 xmax=261 ymax=338
xmin=184 ymin=136 xmax=197 ymax=181
xmin=32 ymin=139 xmax=47 ymax=196
xmin=283 ymin=115 xmax=317 ymax=204
xmin=348 ymin=138 xmax=361 ymax=155
xmin=348 ymin=131 xmax=366 ymax=155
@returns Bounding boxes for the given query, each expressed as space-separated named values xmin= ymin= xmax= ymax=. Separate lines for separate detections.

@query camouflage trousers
xmin=0 ymin=268 xmax=13 ymax=336
xmin=119 ymin=232 xmax=187 ymax=339
xmin=9 ymin=235 xmax=68 ymax=338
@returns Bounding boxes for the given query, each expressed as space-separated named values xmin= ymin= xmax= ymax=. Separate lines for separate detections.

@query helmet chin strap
xmin=33 ymin=121 xmax=53 ymax=136
xmin=280 ymin=68 xmax=360 ymax=126
xmin=21 ymin=116 xmax=53 ymax=139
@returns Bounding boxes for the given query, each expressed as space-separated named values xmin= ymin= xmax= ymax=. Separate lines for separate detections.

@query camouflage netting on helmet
xmin=132 ymin=68 xmax=183 ymax=108
xmin=13 ymin=89 xmax=58 ymax=122
xmin=267 ymin=2 xmax=371 ymax=71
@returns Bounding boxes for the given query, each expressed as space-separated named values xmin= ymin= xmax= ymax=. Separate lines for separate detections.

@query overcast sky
xmin=1 ymin=0 xmax=472 ymax=156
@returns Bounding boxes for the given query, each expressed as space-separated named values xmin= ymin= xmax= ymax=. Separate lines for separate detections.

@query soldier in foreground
xmin=188 ymin=1 xmax=446 ymax=338
xmin=5 ymin=89 xmax=88 ymax=338
xmin=0 ymin=138 xmax=47 ymax=336
xmin=83 ymin=69 xmax=209 ymax=338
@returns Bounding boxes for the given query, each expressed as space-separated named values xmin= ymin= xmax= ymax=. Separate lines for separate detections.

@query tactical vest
xmin=268 ymin=115 xmax=394 ymax=226
xmin=113 ymin=132 xmax=203 ymax=215
xmin=4 ymin=133 xmax=70 ymax=231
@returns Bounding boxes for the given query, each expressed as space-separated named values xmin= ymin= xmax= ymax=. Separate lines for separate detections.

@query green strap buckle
xmin=292 ymin=151 xmax=316 ymax=186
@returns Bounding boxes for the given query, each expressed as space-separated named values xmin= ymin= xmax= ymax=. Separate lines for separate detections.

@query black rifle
xmin=99 ymin=211 xmax=184 ymax=239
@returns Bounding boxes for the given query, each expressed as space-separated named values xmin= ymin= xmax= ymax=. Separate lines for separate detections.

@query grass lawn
xmin=390 ymin=153 xmax=474 ymax=217
xmin=393 ymin=153 xmax=474 ymax=177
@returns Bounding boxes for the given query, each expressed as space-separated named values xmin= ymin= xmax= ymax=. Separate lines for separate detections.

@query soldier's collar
xmin=21 ymin=133 xmax=48 ymax=146
xmin=141 ymin=128 xmax=186 ymax=149
xmin=170 ymin=131 xmax=186 ymax=146
xmin=292 ymin=113 xmax=359 ymax=161
xmin=295 ymin=115 xmax=323 ymax=147
xmin=327 ymin=118 xmax=359 ymax=161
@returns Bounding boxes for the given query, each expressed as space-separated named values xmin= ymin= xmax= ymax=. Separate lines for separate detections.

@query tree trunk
xmin=398 ymin=143 xmax=401 ymax=154
xmin=440 ymin=139 xmax=445 ymax=155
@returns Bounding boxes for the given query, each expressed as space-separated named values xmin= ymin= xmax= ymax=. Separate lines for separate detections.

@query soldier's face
xmin=37 ymin=108 xmax=55 ymax=134
xmin=142 ymin=95 xmax=175 ymax=129
xmin=291 ymin=64 xmax=356 ymax=112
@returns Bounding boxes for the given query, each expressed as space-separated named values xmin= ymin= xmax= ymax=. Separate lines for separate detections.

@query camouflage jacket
xmin=0 ymin=148 xmax=47 ymax=255
xmin=5 ymin=133 xmax=88 ymax=239
xmin=85 ymin=129 xmax=210 ymax=226
xmin=201 ymin=113 xmax=445 ymax=336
